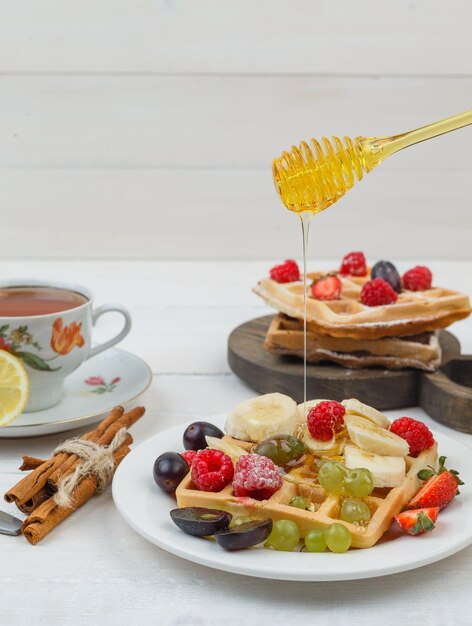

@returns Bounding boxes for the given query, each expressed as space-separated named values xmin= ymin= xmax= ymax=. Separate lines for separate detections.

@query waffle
xmin=176 ymin=436 xmax=438 ymax=549
xmin=264 ymin=314 xmax=442 ymax=371
xmin=253 ymin=272 xmax=471 ymax=340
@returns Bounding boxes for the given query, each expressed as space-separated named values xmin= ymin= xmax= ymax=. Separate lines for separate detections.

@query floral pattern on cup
xmin=85 ymin=376 xmax=121 ymax=394
xmin=0 ymin=317 xmax=85 ymax=372
xmin=51 ymin=318 xmax=85 ymax=355
xmin=0 ymin=323 xmax=58 ymax=371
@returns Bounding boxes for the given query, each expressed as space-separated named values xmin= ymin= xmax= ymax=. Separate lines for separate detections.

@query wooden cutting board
xmin=228 ymin=315 xmax=472 ymax=433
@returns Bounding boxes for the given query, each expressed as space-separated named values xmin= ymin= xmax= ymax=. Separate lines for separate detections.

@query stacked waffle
xmin=254 ymin=254 xmax=471 ymax=371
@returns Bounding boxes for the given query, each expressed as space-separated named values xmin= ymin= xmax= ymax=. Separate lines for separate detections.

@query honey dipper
xmin=272 ymin=109 xmax=472 ymax=214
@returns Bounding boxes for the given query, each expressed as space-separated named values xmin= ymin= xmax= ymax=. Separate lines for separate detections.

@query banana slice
xmin=297 ymin=399 xmax=330 ymax=420
xmin=345 ymin=415 xmax=409 ymax=457
xmin=225 ymin=392 xmax=300 ymax=443
xmin=300 ymin=426 xmax=338 ymax=455
xmin=205 ymin=436 xmax=248 ymax=462
xmin=342 ymin=398 xmax=390 ymax=429
xmin=344 ymin=444 xmax=406 ymax=488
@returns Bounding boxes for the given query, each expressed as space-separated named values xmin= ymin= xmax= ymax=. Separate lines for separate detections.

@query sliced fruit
xmin=215 ymin=518 xmax=273 ymax=551
xmin=170 ymin=507 xmax=232 ymax=537
xmin=205 ymin=436 xmax=247 ymax=462
xmin=311 ymin=275 xmax=342 ymax=300
xmin=341 ymin=398 xmax=390 ymax=429
xmin=408 ymin=456 xmax=463 ymax=510
xmin=0 ymin=351 xmax=29 ymax=427
xmin=300 ymin=428 xmax=341 ymax=455
xmin=297 ymin=399 xmax=330 ymax=420
xmin=344 ymin=444 xmax=406 ymax=488
xmin=394 ymin=507 xmax=439 ymax=535
xmin=345 ymin=415 xmax=409 ymax=457
xmin=225 ymin=392 xmax=300 ymax=443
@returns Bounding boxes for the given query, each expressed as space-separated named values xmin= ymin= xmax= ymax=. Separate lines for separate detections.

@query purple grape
xmin=153 ymin=452 xmax=188 ymax=493
xmin=183 ymin=421 xmax=224 ymax=451
xmin=371 ymin=260 xmax=402 ymax=293
xmin=170 ymin=507 xmax=232 ymax=537
xmin=215 ymin=519 xmax=273 ymax=551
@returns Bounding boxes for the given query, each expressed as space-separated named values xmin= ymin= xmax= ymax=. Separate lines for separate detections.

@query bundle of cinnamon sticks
xmin=4 ymin=405 xmax=144 ymax=544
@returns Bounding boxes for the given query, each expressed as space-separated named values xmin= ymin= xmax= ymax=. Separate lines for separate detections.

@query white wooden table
xmin=1 ymin=260 xmax=472 ymax=626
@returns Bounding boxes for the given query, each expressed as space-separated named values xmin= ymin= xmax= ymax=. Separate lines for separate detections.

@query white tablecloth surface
xmin=1 ymin=260 xmax=471 ymax=626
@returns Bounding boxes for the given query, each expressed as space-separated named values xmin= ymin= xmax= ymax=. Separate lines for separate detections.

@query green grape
xmin=254 ymin=435 xmax=306 ymax=468
xmin=325 ymin=523 xmax=352 ymax=553
xmin=229 ymin=515 xmax=253 ymax=528
xmin=318 ymin=460 xmax=348 ymax=494
xmin=289 ymin=496 xmax=308 ymax=510
xmin=340 ymin=499 xmax=371 ymax=524
xmin=304 ymin=529 xmax=326 ymax=552
xmin=266 ymin=520 xmax=301 ymax=551
xmin=344 ymin=468 xmax=375 ymax=498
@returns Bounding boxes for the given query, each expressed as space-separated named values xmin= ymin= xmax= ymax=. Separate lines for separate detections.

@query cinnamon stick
xmin=19 ymin=456 xmax=47 ymax=471
xmin=47 ymin=406 xmax=143 ymax=487
xmin=4 ymin=406 xmax=125 ymax=507
xmin=16 ymin=487 xmax=53 ymax=515
xmin=48 ymin=433 xmax=133 ymax=488
xmin=22 ymin=442 xmax=130 ymax=545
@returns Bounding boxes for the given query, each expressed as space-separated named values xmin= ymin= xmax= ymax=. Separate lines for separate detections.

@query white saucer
xmin=113 ymin=414 xmax=472 ymax=581
xmin=0 ymin=348 xmax=152 ymax=438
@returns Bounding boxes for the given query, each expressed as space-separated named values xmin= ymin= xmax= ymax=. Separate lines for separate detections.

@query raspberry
xmin=191 ymin=449 xmax=234 ymax=492
xmin=180 ymin=450 xmax=197 ymax=466
xmin=311 ymin=275 xmax=342 ymax=300
xmin=390 ymin=417 xmax=434 ymax=456
xmin=340 ymin=251 xmax=367 ymax=277
xmin=233 ymin=453 xmax=283 ymax=500
xmin=402 ymin=266 xmax=433 ymax=291
xmin=269 ymin=259 xmax=300 ymax=283
xmin=360 ymin=278 xmax=398 ymax=306
xmin=307 ymin=401 xmax=345 ymax=442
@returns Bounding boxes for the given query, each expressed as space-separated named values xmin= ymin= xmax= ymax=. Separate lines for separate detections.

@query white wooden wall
xmin=1 ymin=1 xmax=471 ymax=260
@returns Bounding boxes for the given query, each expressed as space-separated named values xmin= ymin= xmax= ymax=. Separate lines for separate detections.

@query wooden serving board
xmin=228 ymin=315 xmax=472 ymax=433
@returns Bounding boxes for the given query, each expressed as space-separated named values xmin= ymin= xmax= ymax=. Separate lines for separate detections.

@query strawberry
xmin=394 ymin=507 xmax=439 ymax=535
xmin=408 ymin=456 xmax=464 ymax=510
xmin=311 ymin=275 xmax=342 ymax=300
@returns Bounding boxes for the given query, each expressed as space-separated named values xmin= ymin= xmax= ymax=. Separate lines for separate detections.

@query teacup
xmin=0 ymin=280 xmax=132 ymax=412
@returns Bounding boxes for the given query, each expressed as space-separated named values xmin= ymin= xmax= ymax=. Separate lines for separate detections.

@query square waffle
xmin=176 ymin=436 xmax=438 ymax=549
xmin=253 ymin=272 xmax=471 ymax=340
xmin=264 ymin=313 xmax=442 ymax=371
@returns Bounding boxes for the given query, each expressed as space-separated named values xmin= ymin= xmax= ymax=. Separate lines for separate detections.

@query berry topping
xmin=191 ymin=449 xmax=234 ymax=492
xmin=311 ymin=275 xmax=342 ymax=300
xmin=233 ymin=453 xmax=283 ymax=500
xmin=394 ymin=507 xmax=439 ymax=536
xmin=390 ymin=417 xmax=434 ymax=456
xmin=307 ymin=400 xmax=345 ymax=442
xmin=340 ymin=251 xmax=368 ymax=277
xmin=408 ymin=456 xmax=464 ymax=510
xmin=180 ymin=450 xmax=197 ymax=466
xmin=402 ymin=265 xmax=433 ymax=291
xmin=371 ymin=260 xmax=402 ymax=293
xmin=153 ymin=452 xmax=189 ymax=494
xmin=360 ymin=278 xmax=398 ymax=306
xmin=269 ymin=259 xmax=300 ymax=283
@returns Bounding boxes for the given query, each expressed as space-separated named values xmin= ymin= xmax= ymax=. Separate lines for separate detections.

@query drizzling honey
xmin=272 ymin=109 xmax=472 ymax=408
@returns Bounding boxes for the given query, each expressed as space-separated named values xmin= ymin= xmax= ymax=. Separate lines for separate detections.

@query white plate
xmin=1 ymin=348 xmax=152 ymax=438
xmin=113 ymin=414 xmax=472 ymax=581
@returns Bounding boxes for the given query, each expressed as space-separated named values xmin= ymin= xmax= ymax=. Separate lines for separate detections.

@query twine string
xmin=52 ymin=428 xmax=128 ymax=508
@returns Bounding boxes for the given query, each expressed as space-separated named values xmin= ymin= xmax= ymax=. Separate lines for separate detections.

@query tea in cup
xmin=0 ymin=281 xmax=132 ymax=412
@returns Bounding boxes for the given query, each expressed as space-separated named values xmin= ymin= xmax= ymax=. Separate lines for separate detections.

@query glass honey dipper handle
xmin=362 ymin=108 xmax=472 ymax=169
xmin=273 ymin=109 xmax=472 ymax=215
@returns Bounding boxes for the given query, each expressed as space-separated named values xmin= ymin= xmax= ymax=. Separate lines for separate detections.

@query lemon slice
xmin=0 ymin=351 xmax=29 ymax=427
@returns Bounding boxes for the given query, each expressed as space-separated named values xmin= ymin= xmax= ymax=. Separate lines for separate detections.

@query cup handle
xmin=86 ymin=304 xmax=132 ymax=360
